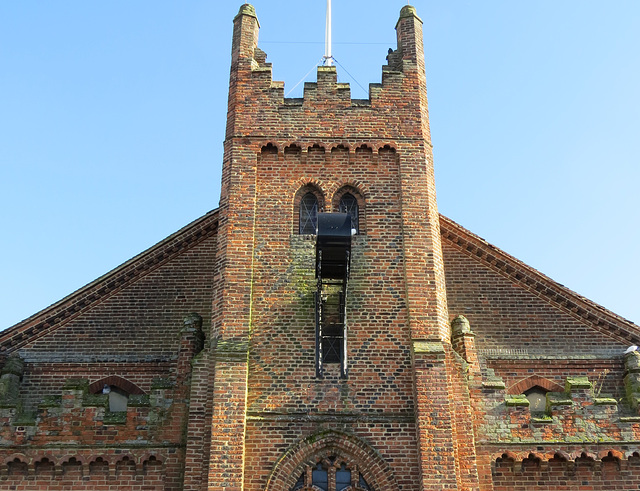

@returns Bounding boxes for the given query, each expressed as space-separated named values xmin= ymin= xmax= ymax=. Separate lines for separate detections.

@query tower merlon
xmin=395 ymin=4 xmax=425 ymax=67
xmin=231 ymin=3 xmax=260 ymax=65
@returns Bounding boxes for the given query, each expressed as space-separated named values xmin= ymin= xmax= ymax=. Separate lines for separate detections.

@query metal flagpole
xmin=324 ymin=0 xmax=333 ymax=66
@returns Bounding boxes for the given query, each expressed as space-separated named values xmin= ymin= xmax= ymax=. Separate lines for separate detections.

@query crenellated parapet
xmin=479 ymin=370 xmax=640 ymax=446
xmin=0 ymin=375 xmax=181 ymax=447
xmin=226 ymin=4 xmax=431 ymax=142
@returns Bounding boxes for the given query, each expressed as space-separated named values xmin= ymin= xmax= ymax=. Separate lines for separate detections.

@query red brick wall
xmin=0 ymin=452 xmax=171 ymax=490
xmin=442 ymin=241 xmax=626 ymax=356
xmin=0 ymin=216 xmax=216 ymax=489
xmin=210 ymin=5 xmax=470 ymax=489
xmin=22 ymin=233 xmax=217 ymax=357
xmin=441 ymin=231 xmax=640 ymax=489
xmin=10 ymin=232 xmax=216 ymax=410
xmin=493 ymin=453 xmax=640 ymax=490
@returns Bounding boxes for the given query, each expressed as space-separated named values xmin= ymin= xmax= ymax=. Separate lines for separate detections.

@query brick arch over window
xmin=294 ymin=183 xmax=325 ymax=235
xmin=265 ymin=431 xmax=399 ymax=491
xmin=507 ymin=375 xmax=564 ymax=395
xmin=88 ymin=376 xmax=145 ymax=395
xmin=332 ymin=185 xmax=366 ymax=235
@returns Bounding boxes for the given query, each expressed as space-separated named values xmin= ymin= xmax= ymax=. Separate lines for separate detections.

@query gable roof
xmin=1 ymin=209 xmax=636 ymax=354
xmin=0 ymin=209 xmax=219 ymax=353
xmin=439 ymin=214 xmax=640 ymax=345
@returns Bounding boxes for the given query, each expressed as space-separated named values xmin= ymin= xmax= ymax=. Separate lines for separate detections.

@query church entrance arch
xmin=264 ymin=431 xmax=398 ymax=491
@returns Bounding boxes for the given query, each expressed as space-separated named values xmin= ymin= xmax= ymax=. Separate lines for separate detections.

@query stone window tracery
xmin=290 ymin=455 xmax=372 ymax=491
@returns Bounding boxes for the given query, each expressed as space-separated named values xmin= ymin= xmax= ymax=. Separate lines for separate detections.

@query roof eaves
xmin=0 ymin=208 xmax=220 ymax=352
xmin=439 ymin=213 xmax=640 ymax=344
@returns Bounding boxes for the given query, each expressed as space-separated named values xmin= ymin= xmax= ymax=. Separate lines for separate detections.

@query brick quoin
xmin=0 ymin=4 xmax=639 ymax=491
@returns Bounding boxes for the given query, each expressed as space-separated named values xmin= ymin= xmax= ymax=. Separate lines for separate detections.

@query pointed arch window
xmin=300 ymin=192 xmax=319 ymax=234
xmin=291 ymin=457 xmax=372 ymax=491
xmin=338 ymin=193 xmax=359 ymax=234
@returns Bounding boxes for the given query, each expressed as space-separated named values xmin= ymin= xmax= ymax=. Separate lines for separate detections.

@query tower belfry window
xmin=338 ymin=193 xmax=359 ymax=234
xmin=300 ymin=193 xmax=319 ymax=234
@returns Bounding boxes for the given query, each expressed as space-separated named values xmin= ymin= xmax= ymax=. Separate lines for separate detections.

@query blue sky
xmin=1 ymin=1 xmax=639 ymax=329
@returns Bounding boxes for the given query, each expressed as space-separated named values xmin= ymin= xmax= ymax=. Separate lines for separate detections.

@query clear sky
xmin=1 ymin=1 xmax=639 ymax=330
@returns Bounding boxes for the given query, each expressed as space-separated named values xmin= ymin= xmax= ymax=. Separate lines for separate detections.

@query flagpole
xmin=324 ymin=0 xmax=332 ymax=66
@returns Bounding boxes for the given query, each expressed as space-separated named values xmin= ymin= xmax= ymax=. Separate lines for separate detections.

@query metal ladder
xmin=315 ymin=248 xmax=350 ymax=378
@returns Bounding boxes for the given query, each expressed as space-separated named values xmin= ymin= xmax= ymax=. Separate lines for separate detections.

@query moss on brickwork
xmin=63 ymin=378 xmax=89 ymax=391
xmin=103 ymin=411 xmax=127 ymax=425
xmin=480 ymin=371 xmax=640 ymax=449
xmin=566 ymin=376 xmax=592 ymax=391
xmin=546 ymin=392 xmax=573 ymax=407
xmin=1 ymin=355 xmax=24 ymax=377
xmin=505 ymin=394 xmax=529 ymax=407
xmin=82 ymin=392 xmax=108 ymax=408
xmin=38 ymin=395 xmax=62 ymax=408
xmin=0 ymin=380 xmax=19 ymax=408
xmin=151 ymin=377 xmax=174 ymax=390
xmin=397 ymin=5 xmax=422 ymax=25
xmin=129 ymin=394 xmax=151 ymax=407
xmin=482 ymin=379 xmax=506 ymax=390
xmin=593 ymin=397 xmax=618 ymax=405
xmin=413 ymin=341 xmax=445 ymax=354
xmin=624 ymin=372 xmax=640 ymax=408
xmin=235 ymin=4 xmax=258 ymax=22
xmin=13 ymin=411 xmax=36 ymax=427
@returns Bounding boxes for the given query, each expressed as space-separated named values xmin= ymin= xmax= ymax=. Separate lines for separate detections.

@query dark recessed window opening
xmin=338 ymin=193 xmax=359 ymax=234
xmin=300 ymin=192 xmax=319 ymax=234
xmin=320 ymin=289 xmax=345 ymax=365
xmin=291 ymin=458 xmax=372 ymax=490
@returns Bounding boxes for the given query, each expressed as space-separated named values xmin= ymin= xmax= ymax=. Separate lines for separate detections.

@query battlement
xmin=0 ymin=375 xmax=182 ymax=488
xmin=480 ymin=368 xmax=640 ymax=445
xmin=225 ymin=4 xmax=432 ymax=142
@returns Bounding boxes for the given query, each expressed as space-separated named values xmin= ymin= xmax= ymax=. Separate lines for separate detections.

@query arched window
xmin=338 ymin=193 xmax=359 ymax=234
xmin=291 ymin=457 xmax=372 ymax=491
xmin=300 ymin=192 xmax=319 ymax=234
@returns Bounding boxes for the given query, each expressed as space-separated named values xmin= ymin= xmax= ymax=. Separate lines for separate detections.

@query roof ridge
xmin=0 ymin=208 xmax=220 ymax=352
xmin=439 ymin=213 xmax=640 ymax=344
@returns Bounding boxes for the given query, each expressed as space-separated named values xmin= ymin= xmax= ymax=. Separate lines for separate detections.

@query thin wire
xmin=261 ymin=41 xmax=392 ymax=45
xmin=333 ymin=58 xmax=369 ymax=97
xmin=285 ymin=57 xmax=326 ymax=97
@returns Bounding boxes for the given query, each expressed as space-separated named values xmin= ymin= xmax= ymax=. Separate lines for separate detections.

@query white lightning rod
xmin=324 ymin=0 xmax=333 ymax=66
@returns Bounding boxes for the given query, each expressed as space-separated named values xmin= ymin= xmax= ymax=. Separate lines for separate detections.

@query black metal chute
xmin=315 ymin=213 xmax=352 ymax=378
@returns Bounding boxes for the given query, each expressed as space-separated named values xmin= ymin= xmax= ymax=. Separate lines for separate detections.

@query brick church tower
xmin=2 ymin=4 xmax=640 ymax=491
xmin=194 ymin=3 xmax=475 ymax=490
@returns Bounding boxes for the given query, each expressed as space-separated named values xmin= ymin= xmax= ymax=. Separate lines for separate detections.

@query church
xmin=1 ymin=4 xmax=640 ymax=490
